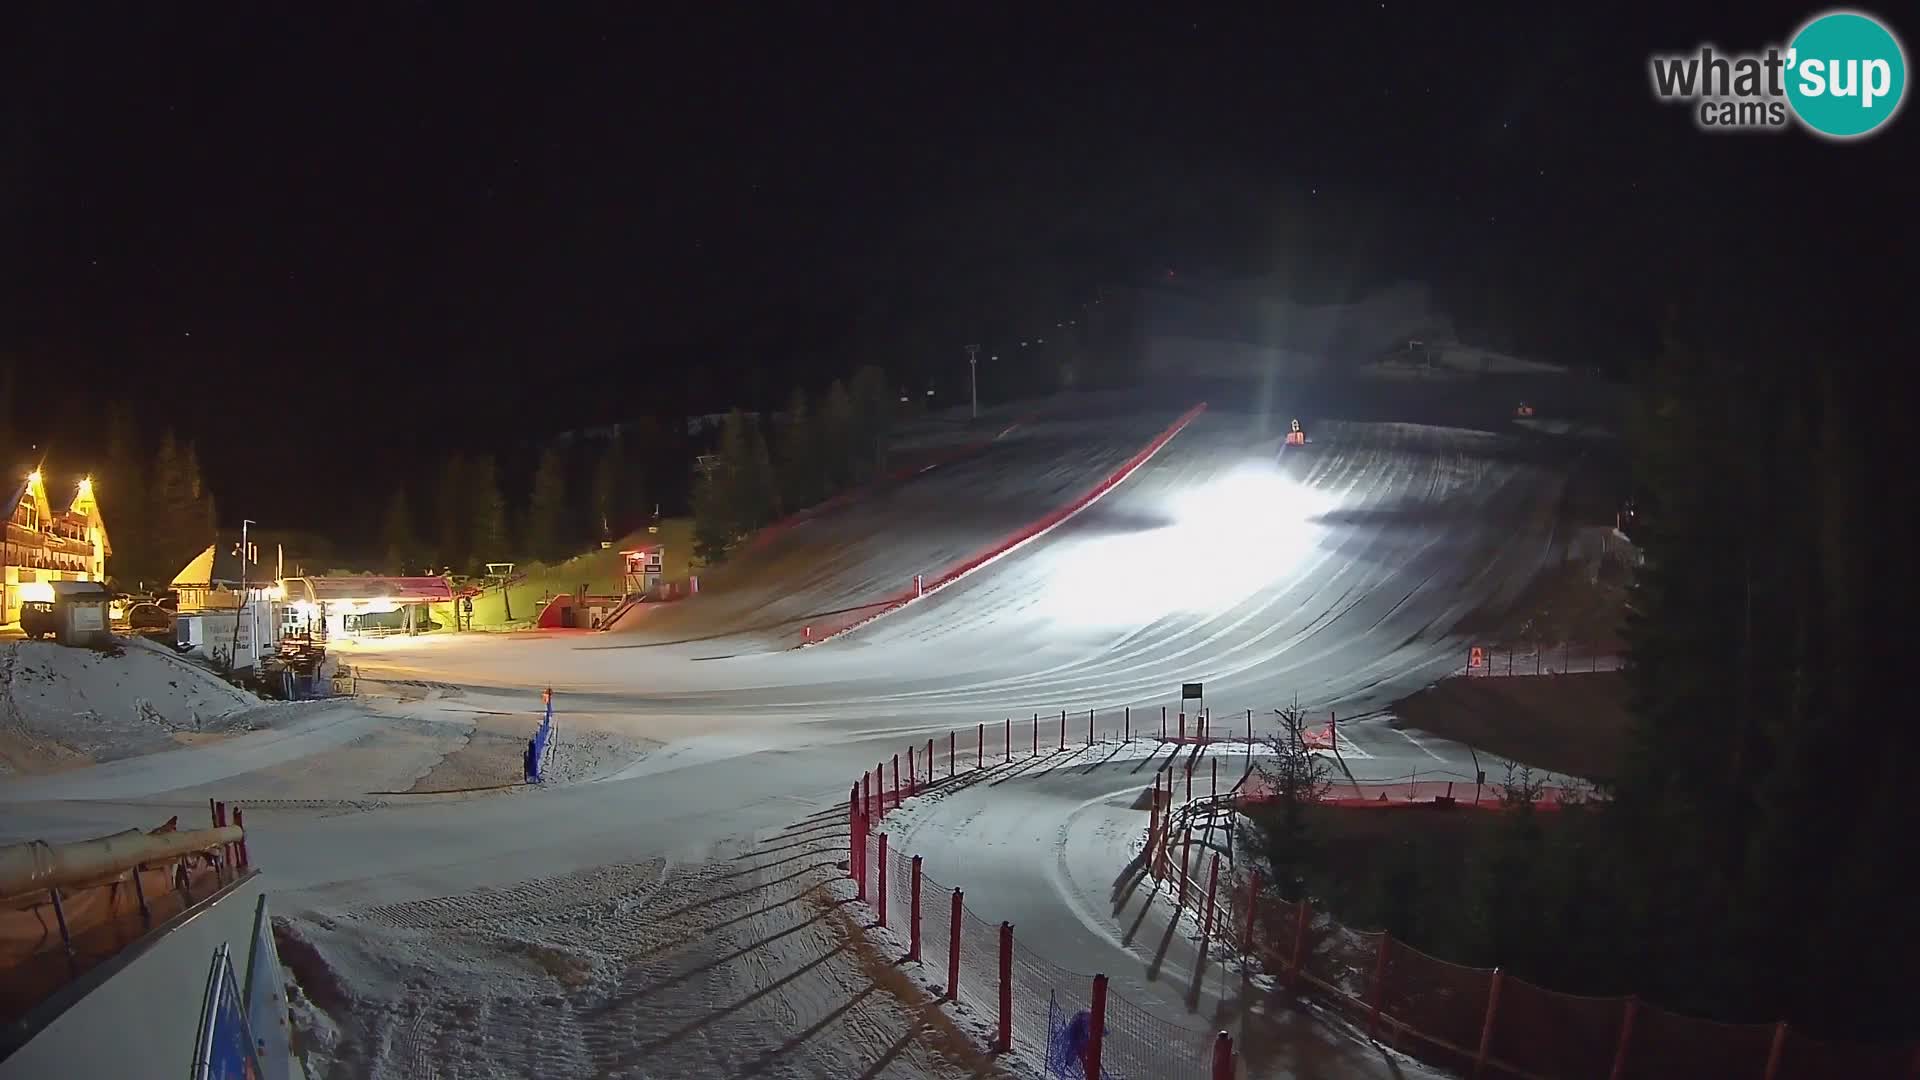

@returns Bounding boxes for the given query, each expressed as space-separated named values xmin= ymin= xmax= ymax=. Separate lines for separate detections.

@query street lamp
xmin=965 ymin=344 xmax=980 ymax=419
xmin=229 ymin=519 xmax=257 ymax=668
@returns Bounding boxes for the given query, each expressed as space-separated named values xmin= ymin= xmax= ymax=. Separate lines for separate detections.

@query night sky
xmin=3 ymin=6 xmax=1905 ymax=527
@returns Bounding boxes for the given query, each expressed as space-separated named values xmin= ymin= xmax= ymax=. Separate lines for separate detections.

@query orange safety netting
xmin=1487 ymin=975 xmax=1625 ymax=1080
xmin=0 ymin=859 xmax=228 ymax=1024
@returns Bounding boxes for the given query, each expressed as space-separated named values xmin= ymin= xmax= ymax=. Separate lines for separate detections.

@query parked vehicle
xmin=127 ymin=602 xmax=173 ymax=631
xmin=19 ymin=601 xmax=56 ymax=640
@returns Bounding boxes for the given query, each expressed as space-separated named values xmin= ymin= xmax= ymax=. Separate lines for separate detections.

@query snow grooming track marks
xmin=804 ymin=402 xmax=1208 ymax=647
xmin=276 ymin=822 xmax=1009 ymax=1078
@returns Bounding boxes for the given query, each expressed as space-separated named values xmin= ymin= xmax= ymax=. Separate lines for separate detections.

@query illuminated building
xmin=3 ymin=470 xmax=112 ymax=625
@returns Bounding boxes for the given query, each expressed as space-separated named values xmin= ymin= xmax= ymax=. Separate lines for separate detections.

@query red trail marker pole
xmin=1204 ymin=853 xmax=1220 ymax=944
xmin=1211 ymin=1032 xmax=1235 ymax=1080
xmin=1004 ymin=716 xmax=1011 ymax=761
xmin=996 ymin=922 xmax=1014 ymax=1052
xmin=877 ymin=833 xmax=889 ymax=928
xmin=948 ymin=731 xmax=955 ymax=778
xmin=1124 ymin=705 xmax=1130 ymax=742
xmin=1058 ymin=709 xmax=1065 ymax=750
xmin=908 ymin=745 xmax=917 ymax=794
xmin=1086 ymin=974 xmax=1109 ymax=1080
xmin=977 ymin=722 xmax=984 ymax=769
xmin=1179 ymin=830 xmax=1193 ymax=909
xmin=892 ymin=755 xmax=900 ymax=808
xmin=1032 ymin=714 xmax=1039 ymax=757
xmin=947 ymin=889 xmax=963 ymax=1001
xmin=1087 ymin=707 xmax=1094 ymax=746
xmin=909 ymin=856 xmax=923 ymax=961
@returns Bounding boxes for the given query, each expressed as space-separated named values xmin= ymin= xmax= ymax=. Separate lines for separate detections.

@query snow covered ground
xmin=0 ymin=636 xmax=295 ymax=776
xmin=0 ymin=394 xmax=1579 ymax=1077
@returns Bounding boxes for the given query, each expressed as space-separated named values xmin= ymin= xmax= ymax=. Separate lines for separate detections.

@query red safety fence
xmin=801 ymin=403 xmax=1207 ymax=647
xmin=847 ymin=713 xmax=1920 ymax=1078
xmin=1156 ymin=793 xmax=1920 ymax=1079
xmin=848 ymin=729 xmax=1234 ymax=1078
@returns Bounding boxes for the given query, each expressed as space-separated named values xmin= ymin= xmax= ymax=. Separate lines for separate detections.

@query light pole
xmin=965 ymin=344 xmax=980 ymax=420
xmin=229 ymin=519 xmax=256 ymax=669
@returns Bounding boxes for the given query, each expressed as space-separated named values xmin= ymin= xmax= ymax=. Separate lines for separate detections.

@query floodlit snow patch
xmin=1039 ymin=460 xmax=1339 ymax=628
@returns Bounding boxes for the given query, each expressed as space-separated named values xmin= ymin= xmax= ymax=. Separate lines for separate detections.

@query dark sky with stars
xmin=3 ymin=5 xmax=1906 ymax=526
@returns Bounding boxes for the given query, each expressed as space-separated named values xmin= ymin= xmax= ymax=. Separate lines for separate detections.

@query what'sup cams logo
xmin=1650 ymin=9 xmax=1906 ymax=139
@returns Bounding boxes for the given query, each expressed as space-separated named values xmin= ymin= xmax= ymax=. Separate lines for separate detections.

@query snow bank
xmin=0 ymin=637 xmax=273 ymax=775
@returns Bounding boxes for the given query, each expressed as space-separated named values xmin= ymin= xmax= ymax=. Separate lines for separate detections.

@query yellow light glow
xmin=26 ymin=470 xmax=41 ymax=486
xmin=16 ymin=581 xmax=55 ymax=604
xmin=77 ymin=476 xmax=93 ymax=497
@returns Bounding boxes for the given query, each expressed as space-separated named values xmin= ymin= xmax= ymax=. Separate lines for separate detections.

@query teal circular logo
xmin=1786 ymin=11 xmax=1907 ymax=138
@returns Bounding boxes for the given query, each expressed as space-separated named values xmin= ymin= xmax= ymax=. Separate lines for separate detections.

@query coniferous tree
xmin=848 ymin=364 xmax=893 ymax=480
xmin=820 ymin=380 xmax=855 ymax=492
xmin=381 ymin=486 xmax=418 ymax=574
xmin=690 ymin=466 xmax=732 ymax=565
xmin=592 ymin=433 xmax=628 ymax=545
xmin=436 ymin=454 xmax=470 ymax=573
xmin=777 ymin=388 xmax=820 ymax=510
xmin=526 ymin=445 xmax=569 ymax=563
xmin=467 ymin=455 xmax=509 ymax=565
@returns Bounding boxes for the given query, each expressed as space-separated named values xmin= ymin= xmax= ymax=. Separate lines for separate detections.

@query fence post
xmin=1005 ymin=716 xmax=1011 ymax=761
xmin=1368 ymin=934 xmax=1390 ymax=1039
xmin=947 ymin=889 xmax=963 ymax=1001
xmin=1124 ymin=705 xmax=1130 ymax=742
xmin=909 ymin=856 xmax=923 ymax=961
xmin=908 ymin=745 xmax=917 ymax=795
xmin=949 ymin=731 xmax=956 ymax=778
xmin=877 ymin=833 xmax=889 ymax=928
xmin=997 ymin=922 xmax=1014 ymax=1052
xmin=1212 ymin=758 xmax=1218 ymax=799
xmin=1763 ymin=1021 xmax=1788 ymax=1080
xmin=876 ymin=762 xmax=884 ymax=815
xmin=1474 ymin=967 xmax=1504 ymax=1078
xmin=1059 ymin=709 xmax=1066 ymax=750
xmin=1186 ymin=760 xmax=1193 ymax=803
xmin=1162 ymin=705 xmax=1167 ymax=738
xmin=1608 ymin=996 xmax=1638 ymax=1080
xmin=1148 ymin=784 xmax=1162 ymax=865
xmin=848 ymin=785 xmax=861 ymax=880
xmin=864 ymin=771 xmax=873 ymax=819
xmin=1088 ymin=707 xmax=1094 ymax=745
xmin=1204 ymin=853 xmax=1221 ymax=946
xmin=1179 ymin=829 xmax=1193 ymax=909
xmin=1179 ymin=710 xmax=1187 ymax=740
xmin=233 ymin=808 xmax=248 ymax=868
xmin=892 ymin=755 xmax=900 ymax=808
xmin=1244 ymin=870 xmax=1261 ymax=956
xmin=1211 ymin=1032 xmax=1234 ymax=1080
xmin=1033 ymin=714 xmax=1039 ymax=757
xmin=978 ymin=722 xmax=984 ymax=768
xmin=854 ymin=811 xmax=868 ymax=901
xmin=1290 ymin=898 xmax=1312 ymax=990
xmin=1086 ymin=973 xmax=1108 ymax=1080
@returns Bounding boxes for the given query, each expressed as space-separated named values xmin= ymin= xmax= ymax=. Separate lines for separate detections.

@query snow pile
xmin=0 ymin=637 xmax=271 ymax=774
